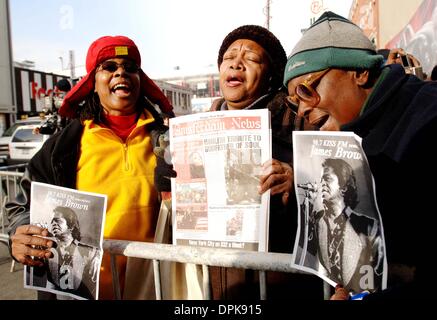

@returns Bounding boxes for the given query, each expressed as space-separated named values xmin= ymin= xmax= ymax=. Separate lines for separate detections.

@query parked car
xmin=8 ymin=124 xmax=50 ymax=164
xmin=0 ymin=117 xmax=46 ymax=165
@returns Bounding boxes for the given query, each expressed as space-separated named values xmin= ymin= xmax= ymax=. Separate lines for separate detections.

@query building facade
xmin=14 ymin=67 xmax=69 ymax=118
xmin=349 ymin=0 xmax=437 ymax=75
xmin=153 ymin=79 xmax=193 ymax=116
xmin=0 ymin=0 xmax=15 ymax=135
xmin=159 ymin=73 xmax=220 ymax=100
xmin=12 ymin=70 xmax=192 ymax=119
xmin=349 ymin=0 xmax=423 ymax=48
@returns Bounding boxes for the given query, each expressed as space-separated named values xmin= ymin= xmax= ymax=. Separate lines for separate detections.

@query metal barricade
xmin=0 ymin=234 xmax=331 ymax=299
xmin=0 ymin=164 xmax=26 ymax=234
xmin=0 ymin=164 xmax=26 ymax=273
xmin=0 ymin=233 xmax=11 ymax=267
xmin=0 ymin=164 xmax=331 ymax=299
xmin=103 ymin=239 xmax=331 ymax=300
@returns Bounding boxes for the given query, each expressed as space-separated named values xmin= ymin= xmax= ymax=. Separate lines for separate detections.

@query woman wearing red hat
xmin=6 ymin=35 xmax=174 ymax=300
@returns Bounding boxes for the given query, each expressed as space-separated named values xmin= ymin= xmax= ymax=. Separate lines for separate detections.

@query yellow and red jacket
xmin=77 ymin=110 xmax=159 ymax=299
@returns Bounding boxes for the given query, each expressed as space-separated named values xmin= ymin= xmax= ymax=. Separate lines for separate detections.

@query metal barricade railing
xmin=0 ymin=233 xmax=331 ymax=299
xmin=0 ymin=164 xmax=27 ymax=234
xmin=0 ymin=233 xmax=9 ymax=242
xmin=0 ymin=233 xmax=15 ymax=272
xmin=0 ymin=165 xmax=331 ymax=299
xmin=103 ymin=239 xmax=331 ymax=300
xmin=1 ymin=164 xmax=27 ymax=273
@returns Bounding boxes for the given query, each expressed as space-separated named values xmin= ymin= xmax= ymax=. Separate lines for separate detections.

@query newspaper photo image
xmin=292 ymin=131 xmax=387 ymax=295
xmin=25 ymin=182 xmax=107 ymax=300
xmin=169 ymin=109 xmax=271 ymax=252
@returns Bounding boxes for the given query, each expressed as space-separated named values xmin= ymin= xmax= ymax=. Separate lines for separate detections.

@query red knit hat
xmin=59 ymin=35 xmax=173 ymax=118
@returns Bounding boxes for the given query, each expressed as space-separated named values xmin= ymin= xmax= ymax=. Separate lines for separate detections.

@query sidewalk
xmin=0 ymin=241 xmax=36 ymax=300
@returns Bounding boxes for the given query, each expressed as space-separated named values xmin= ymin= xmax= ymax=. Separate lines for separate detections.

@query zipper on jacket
xmin=93 ymin=126 xmax=135 ymax=172
xmin=123 ymin=143 xmax=130 ymax=171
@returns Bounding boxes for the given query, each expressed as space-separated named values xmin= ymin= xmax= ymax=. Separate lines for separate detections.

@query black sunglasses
xmin=98 ymin=60 xmax=139 ymax=73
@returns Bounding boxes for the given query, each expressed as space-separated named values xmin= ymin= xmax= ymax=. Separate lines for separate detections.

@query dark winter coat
xmin=6 ymin=108 xmax=167 ymax=252
xmin=209 ymin=90 xmax=322 ymax=299
xmin=343 ymin=64 xmax=437 ymax=299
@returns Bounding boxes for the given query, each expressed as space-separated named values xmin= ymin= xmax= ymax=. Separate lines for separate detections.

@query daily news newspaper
xmin=292 ymin=131 xmax=387 ymax=295
xmin=169 ymin=109 xmax=271 ymax=252
xmin=25 ymin=182 xmax=107 ymax=300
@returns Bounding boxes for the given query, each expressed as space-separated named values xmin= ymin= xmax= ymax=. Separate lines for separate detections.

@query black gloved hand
xmin=154 ymin=156 xmax=177 ymax=193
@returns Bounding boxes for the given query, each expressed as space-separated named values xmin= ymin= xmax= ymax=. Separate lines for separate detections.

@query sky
xmin=8 ymin=0 xmax=353 ymax=79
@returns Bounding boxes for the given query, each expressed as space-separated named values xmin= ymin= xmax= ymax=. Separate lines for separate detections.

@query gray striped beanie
xmin=283 ymin=11 xmax=383 ymax=86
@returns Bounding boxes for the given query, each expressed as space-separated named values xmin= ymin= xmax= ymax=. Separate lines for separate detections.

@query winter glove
xmin=153 ymin=131 xmax=176 ymax=193
xmin=154 ymin=156 xmax=177 ymax=193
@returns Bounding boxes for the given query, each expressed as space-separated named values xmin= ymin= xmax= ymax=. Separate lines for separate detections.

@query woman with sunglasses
xmin=6 ymin=35 xmax=174 ymax=300
xmin=208 ymin=25 xmax=321 ymax=300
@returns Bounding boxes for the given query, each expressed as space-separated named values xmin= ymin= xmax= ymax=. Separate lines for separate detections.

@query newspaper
xmin=24 ymin=182 xmax=107 ymax=300
xmin=292 ymin=131 xmax=387 ymax=295
xmin=169 ymin=109 xmax=271 ymax=251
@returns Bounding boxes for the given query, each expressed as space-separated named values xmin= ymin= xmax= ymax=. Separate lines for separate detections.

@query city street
xmin=0 ymin=241 xmax=36 ymax=300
